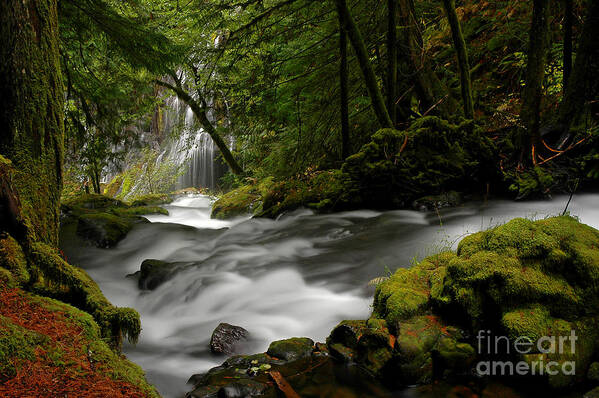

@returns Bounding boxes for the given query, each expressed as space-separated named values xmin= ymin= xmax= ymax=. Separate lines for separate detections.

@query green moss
xmin=364 ymin=216 xmax=599 ymax=387
xmin=0 ymin=235 xmax=29 ymax=285
xmin=211 ymin=177 xmax=273 ymax=219
xmin=266 ymin=337 xmax=314 ymax=361
xmin=111 ymin=206 xmax=169 ymax=217
xmin=0 ymin=315 xmax=48 ymax=380
xmin=129 ymin=193 xmax=172 ymax=207
xmin=341 ymin=117 xmax=496 ymax=208
xmin=28 ymin=242 xmax=141 ymax=347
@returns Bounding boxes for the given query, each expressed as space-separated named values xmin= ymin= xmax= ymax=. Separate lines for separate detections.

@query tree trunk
xmin=387 ymin=0 xmax=398 ymax=125
xmin=557 ymin=0 xmax=599 ymax=133
xmin=563 ymin=0 xmax=573 ymax=91
xmin=339 ymin=10 xmax=351 ymax=159
xmin=442 ymin=0 xmax=474 ymax=119
xmin=0 ymin=0 xmax=64 ymax=245
xmin=156 ymin=80 xmax=244 ymax=175
xmin=334 ymin=0 xmax=393 ymax=129
xmin=520 ymin=0 xmax=551 ymax=162
xmin=397 ymin=0 xmax=457 ymax=118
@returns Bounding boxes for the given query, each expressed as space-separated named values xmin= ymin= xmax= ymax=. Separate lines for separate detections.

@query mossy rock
xmin=341 ymin=117 xmax=497 ymax=208
xmin=370 ymin=216 xmax=599 ymax=388
xmin=129 ymin=193 xmax=173 ymax=207
xmin=266 ymin=337 xmax=314 ymax=361
xmin=211 ymin=177 xmax=274 ymax=219
xmin=76 ymin=212 xmax=133 ymax=248
xmin=62 ymin=194 xmax=169 ymax=248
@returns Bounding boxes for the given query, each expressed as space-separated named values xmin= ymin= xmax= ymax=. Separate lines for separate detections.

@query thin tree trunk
xmin=397 ymin=0 xmax=457 ymax=118
xmin=563 ymin=0 xmax=573 ymax=91
xmin=387 ymin=0 xmax=398 ymax=125
xmin=442 ymin=0 xmax=474 ymax=119
xmin=156 ymin=80 xmax=244 ymax=175
xmin=520 ymin=0 xmax=551 ymax=163
xmin=339 ymin=10 xmax=351 ymax=159
xmin=334 ymin=0 xmax=393 ymax=129
xmin=0 ymin=0 xmax=64 ymax=245
xmin=557 ymin=0 xmax=599 ymax=132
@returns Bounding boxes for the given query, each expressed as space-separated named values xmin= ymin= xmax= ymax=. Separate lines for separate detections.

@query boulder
xmin=76 ymin=212 xmax=133 ymax=248
xmin=129 ymin=259 xmax=191 ymax=291
xmin=210 ymin=323 xmax=249 ymax=355
xmin=266 ymin=337 xmax=314 ymax=361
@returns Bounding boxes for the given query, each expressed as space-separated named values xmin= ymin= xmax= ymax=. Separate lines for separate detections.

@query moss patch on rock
xmin=61 ymin=194 xmax=169 ymax=248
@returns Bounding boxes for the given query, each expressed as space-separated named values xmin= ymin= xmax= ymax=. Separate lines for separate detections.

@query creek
xmin=60 ymin=193 xmax=599 ymax=397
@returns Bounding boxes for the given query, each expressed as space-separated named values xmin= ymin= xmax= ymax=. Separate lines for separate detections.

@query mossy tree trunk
xmin=0 ymin=0 xmax=64 ymax=246
xmin=442 ymin=0 xmax=474 ymax=119
xmin=557 ymin=0 xmax=599 ymax=133
xmin=387 ymin=0 xmax=398 ymax=125
xmin=397 ymin=0 xmax=457 ymax=118
xmin=334 ymin=0 xmax=394 ymax=129
xmin=156 ymin=77 xmax=244 ymax=175
xmin=520 ymin=0 xmax=550 ymax=163
xmin=339 ymin=10 xmax=351 ymax=159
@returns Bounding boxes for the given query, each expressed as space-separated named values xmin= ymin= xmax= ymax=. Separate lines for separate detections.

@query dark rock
xmin=412 ymin=191 xmax=462 ymax=212
xmin=266 ymin=337 xmax=314 ymax=362
xmin=76 ymin=212 xmax=132 ymax=248
xmin=138 ymin=259 xmax=185 ymax=290
xmin=210 ymin=323 xmax=249 ymax=355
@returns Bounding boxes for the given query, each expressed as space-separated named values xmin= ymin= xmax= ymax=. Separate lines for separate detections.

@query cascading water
xmin=59 ymin=193 xmax=599 ymax=397
xmin=160 ymin=97 xmax=228 ymax=191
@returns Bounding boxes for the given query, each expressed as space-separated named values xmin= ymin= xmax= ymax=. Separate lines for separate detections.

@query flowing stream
xmin=60 ymin=193 xmax=599 ymax=397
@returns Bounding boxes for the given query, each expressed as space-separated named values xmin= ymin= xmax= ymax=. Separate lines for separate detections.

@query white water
xmin=60 ymin=193 xmax=599 ymax=397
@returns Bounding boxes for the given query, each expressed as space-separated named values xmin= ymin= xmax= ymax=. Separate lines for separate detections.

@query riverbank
xmin=58 ymin=192 xmax=599 ymax=397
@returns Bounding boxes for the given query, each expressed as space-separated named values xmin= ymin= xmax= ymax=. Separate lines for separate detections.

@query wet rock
xmin=266 ymin=337 xmax=314 ymax=361
xmin=136 ymin=259 xmax=186 ymax=290
xmin=210 ymin=323 xmax=249 ymax=355
xmin=412 ymin=191 xmax=462 ymax=212
xmin=76 ymin=212 xmax=133 ymax=248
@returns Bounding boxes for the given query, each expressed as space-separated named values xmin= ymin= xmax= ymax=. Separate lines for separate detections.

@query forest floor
xmin=0 ymin=280 xmax=157 ymax=398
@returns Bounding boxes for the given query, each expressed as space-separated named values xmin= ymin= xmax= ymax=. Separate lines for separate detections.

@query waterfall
xmin=161 ymin=98 xmax=228 ymax=190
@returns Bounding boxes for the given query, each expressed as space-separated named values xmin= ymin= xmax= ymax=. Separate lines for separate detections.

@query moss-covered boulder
xmin=266 ymin=337 xmax=315 ymax=361
xmin=61 ymin=194 xmax=168 ymax=248
xmin=342 ymin=117 xmax=496 ymax=208
xmin=211 ymin=177 xmax=273 ymax=219
xmin=363 ymin=216 xmax=599 ymax=389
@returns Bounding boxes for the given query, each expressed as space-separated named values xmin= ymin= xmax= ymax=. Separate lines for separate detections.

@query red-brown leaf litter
xmin=0 ymin=284 xmax=149 ymax=397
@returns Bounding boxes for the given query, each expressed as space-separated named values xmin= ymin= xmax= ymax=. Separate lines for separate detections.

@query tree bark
xmin=442 ymin=0 xmax=474 ymax=119
xmin=563 ymin=0 xmax=573 ymax=91
xmin=156 ymin=79 xmax=244 ymax=175
xmin=387 ymin=0 xmax=398 ymax=125
xmin=334 ymin=0 xmax=393 ymax=129
xmin=520 ymin=0 xmax=551 ymax=162
xmin=339 ymin=10 xmax=351 ymax=159
xmin=0 ymin=0 xmax=64 ymax=245
xmin=557 ymin=0 xmax=599 ymax=133
xmin=397 ymin=0 xmax=457 ymax=118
